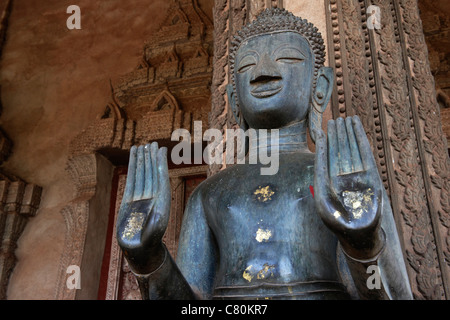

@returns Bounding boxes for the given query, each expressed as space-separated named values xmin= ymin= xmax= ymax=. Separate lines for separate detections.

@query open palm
xmin=116 ymin=142 xmax=171 ymax=274
xmin=314 ymin=116 xmax=383 ymax=256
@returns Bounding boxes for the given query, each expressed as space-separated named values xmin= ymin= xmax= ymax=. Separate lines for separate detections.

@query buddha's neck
xmin=248 ymin=120 xmax=310 ymax=155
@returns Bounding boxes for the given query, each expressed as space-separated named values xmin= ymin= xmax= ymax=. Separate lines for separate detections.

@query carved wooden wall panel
xmin=325 ymin=0 xmax=450 ymax=299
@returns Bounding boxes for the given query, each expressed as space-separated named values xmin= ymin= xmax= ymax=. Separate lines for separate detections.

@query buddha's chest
xmin=201 ymin=160 xmax=340 ymax=285
xmin=204 ymin=159 xmax=320 ymax=246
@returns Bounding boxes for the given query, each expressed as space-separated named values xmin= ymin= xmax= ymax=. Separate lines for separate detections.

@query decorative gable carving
xmin=156 ymin=47 xmax=182 ymax=81
xmin=150 ymin=9 xmax=190 ymax=45
xmin=151 ymin=89 xmax=180 ymax=112
xmin=68 ymin=0 xmax=212 ymax=159
xmin=184 ymin=46 xmax=211 ymax=77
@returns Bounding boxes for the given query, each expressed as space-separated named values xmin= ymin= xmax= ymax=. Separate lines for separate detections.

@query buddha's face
xmin=234 ymin=32 xmax=314 ymax=129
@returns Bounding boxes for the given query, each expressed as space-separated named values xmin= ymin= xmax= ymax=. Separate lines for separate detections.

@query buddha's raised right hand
xmin=116 ymin=142 xmax=171 ymax=275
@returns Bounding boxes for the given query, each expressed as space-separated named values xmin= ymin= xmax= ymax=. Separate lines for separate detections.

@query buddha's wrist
xmin=339 ymin=227 xmax=386 ymax=261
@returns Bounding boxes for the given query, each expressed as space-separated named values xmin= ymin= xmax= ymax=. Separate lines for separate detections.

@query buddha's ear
xmin=227 ymin=83 xmax=248 ymax=130
xmin=309 ymin=67 xmax=334 ymax=143
xmin=312 ymin=66 xmax=334 ymax=113
xmin=227 ymin=83 xmax=236 ymax=115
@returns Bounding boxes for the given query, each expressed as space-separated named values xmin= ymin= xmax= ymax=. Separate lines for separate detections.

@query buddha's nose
xmin=250 ymin=54 xmax=282 ymax=84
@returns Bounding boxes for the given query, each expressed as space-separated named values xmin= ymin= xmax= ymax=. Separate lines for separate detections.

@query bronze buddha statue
xmin=116 ymin=8 xmax=413 ymax=300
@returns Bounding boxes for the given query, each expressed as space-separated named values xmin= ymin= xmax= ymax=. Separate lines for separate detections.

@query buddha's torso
xmin=198 ymin=152 xmax=349 ymax=299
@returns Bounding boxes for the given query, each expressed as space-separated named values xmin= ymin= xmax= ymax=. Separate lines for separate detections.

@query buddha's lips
xmin=250 ymin=83 xmax=282 ymax=98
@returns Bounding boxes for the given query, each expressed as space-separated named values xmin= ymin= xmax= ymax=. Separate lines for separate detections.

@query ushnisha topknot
xmin=228 ymin=8 xmax=327 ymax=130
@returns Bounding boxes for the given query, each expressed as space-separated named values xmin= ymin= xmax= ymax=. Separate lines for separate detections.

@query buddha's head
xmin=228 ymin=8 xmax=333 ymax=142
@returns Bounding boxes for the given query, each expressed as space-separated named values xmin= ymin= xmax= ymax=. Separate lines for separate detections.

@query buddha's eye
xmin=237 ymin=56 xmax=257 ymax=73
xmin=275 ymin=48 xmax=306 ymax=64
xmin=238 ymin=63 xmax=256 ymax=73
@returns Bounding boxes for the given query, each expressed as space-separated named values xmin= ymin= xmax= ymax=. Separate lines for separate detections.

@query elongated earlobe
xmin=309 ymin=67 xmax=334 ymax=142
xmin=227 ymin=83 xmax=248 ymax=130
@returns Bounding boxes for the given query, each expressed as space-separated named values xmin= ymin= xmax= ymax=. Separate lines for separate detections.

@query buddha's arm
xmin=176 ymin=187 xmax=218 ymax=299
xmin=124 ymin=187 xmax=216 ymax=299
xmin=130 ymin=244 xmax=196 ymax=299
xmin=116 ymin=143 xmax=216 ymax=299
xmin=314 ymin=116 xmax=413 ymax=299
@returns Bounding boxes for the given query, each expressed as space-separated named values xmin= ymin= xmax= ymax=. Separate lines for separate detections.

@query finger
xmin=352 ymin=116 xmax=377 ymax=171
xmin=142 ymin=147 xmax=170 ymax=244
xmin=336 ymin=117 xmax=352 ymax=175
xmin=155 ymin=147 xmax=171 ymax=216
xmin=151 ymin=142 xmax=159 ymax=195
xmin=123 ymin=145 xmax=137 ymax=203
xmin=327 ymin=120 xmax=339 ymax=179
xmin=314 ymin=127 xmax=330 ymax=189
xmin=133 ymin=145 xmax=145 ymax=201
xmin=143 ymin=144 xmax=153 ymax=199
xmin=345 ymin=117 xmax=363 ymax=172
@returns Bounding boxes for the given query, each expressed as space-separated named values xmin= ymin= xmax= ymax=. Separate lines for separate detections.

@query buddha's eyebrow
xmin=272 ymin=44 xmax=308 ymax=57
xmin=237 ymin=49 xmax=259 ymax=60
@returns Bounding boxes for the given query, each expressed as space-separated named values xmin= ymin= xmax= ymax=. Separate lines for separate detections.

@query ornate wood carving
xmin=0 ymin=179 xmax=41 ymax=299
xmin=68 ymin=0 xmax=213 ymax=158
xmin=248 ymin=0 xmax=283 ymax=21
xmin=54 ymin=155 xmax=97 ymax=300
xmin=209 ymin=0 xmax=251 ymax=176
xmin=396 ymin=0 xmax=450 ymax=299
xmin=208 ymin=0 xmax=231 ymax=176
xmin=325 ymin=0 xmax=450 ymax=299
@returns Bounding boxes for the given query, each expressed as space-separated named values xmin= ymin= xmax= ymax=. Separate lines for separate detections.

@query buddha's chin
xmin=244 ymin=105 xmax=309 ymax=130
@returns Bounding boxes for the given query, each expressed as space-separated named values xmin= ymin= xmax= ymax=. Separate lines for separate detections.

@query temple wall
xmin=0 ymin=0 xmax=212 ymax=300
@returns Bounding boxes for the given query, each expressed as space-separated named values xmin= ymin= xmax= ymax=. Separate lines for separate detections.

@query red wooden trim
xmin=97 ymin=166 xmax=127 ymax=300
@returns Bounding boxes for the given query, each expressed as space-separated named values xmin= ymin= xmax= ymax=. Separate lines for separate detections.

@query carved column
xmin=0 ymin=180 xmax=41 ymax=299
xmin=248 ymin=0 xmax=283 ymax=21
xmin=209 ymin=0 xmax=284 ymax=176
xmin=0 ymin=0 xmax=42 ymax=299
xmin=324 ymin=0 xmax=450 ymax=299
xmin=209 ymin=0 xmax=245 ymax=176
xmin=54 ymin=154 xmax=113 ymax=300
xmin=0 ymin=0 xmax=13 ymax=164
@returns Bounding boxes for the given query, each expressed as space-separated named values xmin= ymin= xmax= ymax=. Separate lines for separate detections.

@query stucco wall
xmin=0 ymin=0 xmax=212 ymax=299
